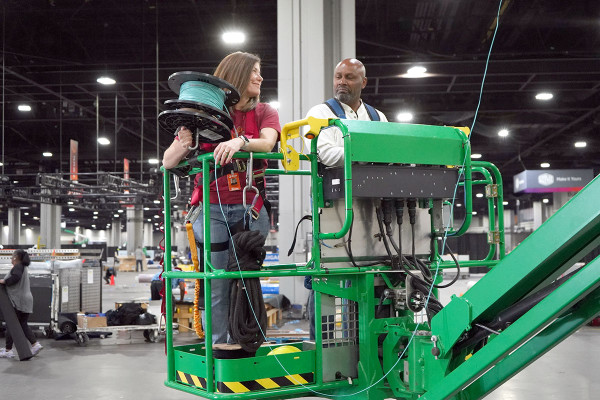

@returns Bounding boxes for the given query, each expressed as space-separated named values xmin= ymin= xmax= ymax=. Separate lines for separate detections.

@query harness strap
xmin=185 ymin=222 xmax=205 ymax=339
xmin=324 ymin=98 xmax=380 ymax=121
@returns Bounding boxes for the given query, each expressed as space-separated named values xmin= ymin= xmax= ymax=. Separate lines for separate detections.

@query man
xmin=135 ymin=246 xmax=144 ymax=272
xmin=150 ymin=269 xmax=186 ymax=304
xmin=303 ymin=58 xmax=388 ymax=339
xmin=304 ymin=58 xmax=388 ymax=167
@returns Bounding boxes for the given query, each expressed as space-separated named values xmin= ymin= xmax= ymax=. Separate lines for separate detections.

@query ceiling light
xmin=33 ymin=216 xmax=39 ymax=220
xmin=98 ymin=137 xmax=110 ymax=145
xmin=574 ymin=141 xmax=587 ymax=148
xmin=147 ymin=218 xmax=151 ymax=222
xmin=396 ymin=112 xmax=413 ymax=122
xmin=113 ymin=214 xmax=119 ymax=217
xmin=502 ymin=201 xmax=509 ymax=206
xmin=69 ymin=208 xmax=75 ymax=212
xmin=153 ymin=200 xmax=161 ymax=204
xmin=93 ymin=211 xmax=98 ymax=215
xmin=118 ymin=209 xmax=124 ymax=213
xmin=535 ymin=92 xmax=553 ymax=101
xmin=93 ymin=216 xmax=98 ymax=219
xmin=404 ymin=66 xmax=428 ymax=78
xmin=68 ymin=201 xmax=74 ymax=205
xmin=153 ymin=215 xmax=160 ymax=218
xmin=540 ymin=162 xmax=550 ymax=168
xmin=269 ymin=101 xmax=280 ymax=109
xmin=498 ymin=129 xmax=509 ymax=137
xmin=476 ymin=193 xmax=484 ymax=198
xmin=43 ymin=152 xmax=53 ymax=157
xmin=148 ymin=158 xmax=159 ymax=164
xmin=471 ymin=153 xmax=483 ymax=159
xmin=456 ymin=203 xmax=462 ymax=207
xmin=97 ymin=76 xmax=116 ymax=85
xmin=0 ymin=162 xmax=3 ymax=166
xmin=222 ymin=31 xmax=246 ymax=44
xmin=18 ymin=104 xmax=32 ymax=112
xmin=472 ymin=211 xmax=478 ymax=215
xmin=542 ymin=198 xmax=549 ymax=204
xmin=144 ymin=207 xmax=150 ymax=211
xmin=24 ymin=212 xmax=29 ymax=216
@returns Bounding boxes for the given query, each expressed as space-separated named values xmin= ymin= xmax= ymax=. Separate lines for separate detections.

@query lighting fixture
xmin=535 ymin=92 xmax=553 ymax=101
xmin=97 ymin=76 xmax=116 ymax=85
xmin=471 ymin=153 xmax=483 ymax=159
xmin=153 ymin=200 xmax=161 ymax=204
xmin=403 ymin=66 xmax=428 ymax=78
xmin=472 ymin=211 xmax=478 ymax=215
xmin=502 ymin=201 xmax=509 ymax=206
xmin=98 ymin=137 xmax=110 ymax=145
xmin=574 ymin=141 xmax=587 ymax=148
xmin=69 ymin=208 xmax=75 ymax=212
xmin=43 ymin=152 xmax=53 ymax=157
xmin=114 ymin=214 xmax=119 ymax=218
xmin=396 ymin=112 xmax=413 ymax=122
xmin=148 ymin=158 xmax=159 ymax=164
xmin=93 ymin=211 xmax=98 ymax=215
xmin=118 ymin=209 xmax=124 ymax=213
xmin=540 ymin=162 xmax=550 ymax=168
xmin=542 ymin=198 xmax=549 ymax=204
xmin=222 ymin=31 xmax=246 ymax=44
xmin=18 ymin=104 xmax=32 ymax=112
xmin=498 ymin=129 xmax=509 ymax=137
xmin=476 ymin=193 xmax=484 ymax=198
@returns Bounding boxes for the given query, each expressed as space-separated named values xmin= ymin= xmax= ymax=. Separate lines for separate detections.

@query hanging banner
xmin=124 ymin=158 xmax=130 ymax=180
xmin=70 ymin=139 xmax=79 ymax=181
xmin=513 ymin=169 xmax=594 ymax=193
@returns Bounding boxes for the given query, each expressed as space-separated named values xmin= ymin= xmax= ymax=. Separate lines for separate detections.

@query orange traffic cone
xmin=110 ymin=275 xmax=115 ymax=286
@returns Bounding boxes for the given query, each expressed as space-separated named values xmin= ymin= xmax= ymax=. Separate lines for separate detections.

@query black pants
xmin=136 ymin=260 xmax=143 ymax=272
xmin=6 ymin=309 xmax=36 ymax=350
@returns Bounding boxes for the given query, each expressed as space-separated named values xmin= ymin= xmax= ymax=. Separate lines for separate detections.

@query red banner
xmin=70 ymin=139 xmax=78 ymax=181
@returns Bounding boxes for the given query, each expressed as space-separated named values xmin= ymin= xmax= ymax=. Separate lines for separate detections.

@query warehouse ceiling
xmin=1 ymin=0 xmax=599 ymax=230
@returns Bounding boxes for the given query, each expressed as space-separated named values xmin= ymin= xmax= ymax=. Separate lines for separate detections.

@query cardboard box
xmin=77 ymin=314 xmax=107 ymax=329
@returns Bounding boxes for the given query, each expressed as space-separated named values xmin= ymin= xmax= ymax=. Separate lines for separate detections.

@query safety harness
xmin=324 ymin=98 xmax=381 ymax=121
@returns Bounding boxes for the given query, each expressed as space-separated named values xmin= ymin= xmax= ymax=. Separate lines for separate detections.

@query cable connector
xmin=395 ymin=199 xmax=405 ymax=226
xmin=407 ymin=198 xmax=417 ymax=225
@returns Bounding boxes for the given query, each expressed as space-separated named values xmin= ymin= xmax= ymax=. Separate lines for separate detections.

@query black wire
xmin=375 ymin=206 xmax=395 ymax=263
xmin=434 ymin=241 xmax=460 ymax=289
xmin=345 ymin=214 xmax=387 ymax=268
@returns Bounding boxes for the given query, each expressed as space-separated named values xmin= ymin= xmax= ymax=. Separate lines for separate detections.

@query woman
xmin=0 ymin=249 xmax=43 ymax=358
xmin=163 ymin=52 xmax=280 ymax=343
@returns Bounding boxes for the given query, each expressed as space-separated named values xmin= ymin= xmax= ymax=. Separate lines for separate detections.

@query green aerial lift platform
xmin=161 ymin=117 xmax=600 ymax=400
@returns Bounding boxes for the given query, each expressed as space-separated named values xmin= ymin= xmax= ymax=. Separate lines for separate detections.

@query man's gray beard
xmin=335 ymin=92 xmax=355 ymax=106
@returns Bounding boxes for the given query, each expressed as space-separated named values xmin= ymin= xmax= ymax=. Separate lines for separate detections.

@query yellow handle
xmin=279 ymin=117 xmax=331 ymax=171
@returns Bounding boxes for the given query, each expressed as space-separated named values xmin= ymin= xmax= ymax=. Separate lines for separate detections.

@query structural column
xmin=126 ymin=205 xmax=144 ymax=254
xmin=7 ymin=207 xmax=21 ymax=245
xmin=277 ymin=0 xmax=355 ymax=304
xmin=110 ymin=218 xmax=122 ymax=247
xmin=40 ymin=203 xmax=61 ymax=249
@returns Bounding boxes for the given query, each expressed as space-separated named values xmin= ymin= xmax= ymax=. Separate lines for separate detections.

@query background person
xmin=0 ymin=249 xmax=43 ymax=358
xmin=135 ymin=246 xmax=144 ymax=272
xmin=162 ymin=51 xmax=280 ymax=344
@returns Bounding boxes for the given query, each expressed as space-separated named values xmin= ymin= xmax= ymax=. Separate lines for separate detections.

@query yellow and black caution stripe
xmin=217 ymin=372 xmax=314 ymax=393
xmin=176 ymin=370 xmax=207 ymax=389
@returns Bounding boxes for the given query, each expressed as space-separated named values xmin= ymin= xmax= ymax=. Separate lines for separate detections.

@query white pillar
xmin=40 ymin=203 xmax=61 ymax=249
xmin=126 ymin=205 xmax=143 ymax=254
xmin=277 ymin=0 xmax=356 ymax=305
xmin=110 ymin=218 xmax=121 ymax=247
xmin=8 ymin=208 xmax=20 ymax=245
xmin=532 ymin=201 xmax=543 ymax=229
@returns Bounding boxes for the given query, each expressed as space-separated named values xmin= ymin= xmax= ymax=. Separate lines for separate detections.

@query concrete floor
xmin=1 ymin=270 xmax=598 ymax=399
